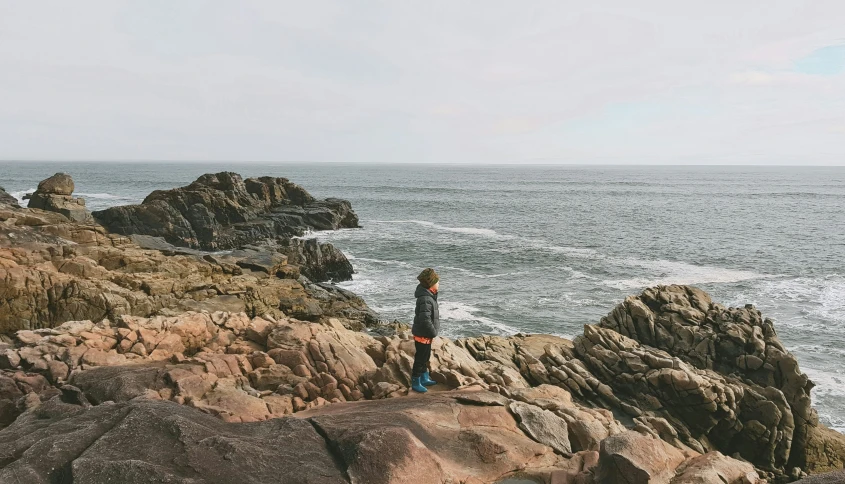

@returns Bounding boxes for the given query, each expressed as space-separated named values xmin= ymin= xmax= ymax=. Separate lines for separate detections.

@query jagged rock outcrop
xmin=455 ymin=287 xmax=845 ymax=482
xmin=0 ymin=199 xmax=375 ymax=334
xmin=92 ymin=172 xmax=359 ymax=250
xmin=0 ymin=299 xmax=793 ymax=483
xmin=0 ymin=186 xmax=19 ymax=207
xmin=285 ymin=237 xmax=355 ymax=282
xmin=26 ymin=173 xmax=93 ymax=223
xmin=593 ymin=285 xmax=822 ymax=474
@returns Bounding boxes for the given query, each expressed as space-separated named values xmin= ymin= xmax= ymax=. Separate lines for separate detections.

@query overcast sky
xmin=1 ymin=1 xmax=844 ymax=164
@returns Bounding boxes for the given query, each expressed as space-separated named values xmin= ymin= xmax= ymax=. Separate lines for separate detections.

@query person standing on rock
xmin=411 ymin=268 xmax=440 ymax=393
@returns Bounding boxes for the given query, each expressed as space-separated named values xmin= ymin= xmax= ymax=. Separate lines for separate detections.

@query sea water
xmin=3 ymin=161 xmax=843 ymax=433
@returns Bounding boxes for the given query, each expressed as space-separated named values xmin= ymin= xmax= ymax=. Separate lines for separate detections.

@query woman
xmin=411 ymin=268 xmax=440 ymax=393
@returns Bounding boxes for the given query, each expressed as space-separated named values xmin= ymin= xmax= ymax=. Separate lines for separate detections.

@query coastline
xmin=1 ymin=172 xmax=843 ymax=483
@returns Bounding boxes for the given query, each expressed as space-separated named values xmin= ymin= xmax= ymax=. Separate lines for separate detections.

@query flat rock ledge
xmin=1 ymin=286 xmax=843 ymax=483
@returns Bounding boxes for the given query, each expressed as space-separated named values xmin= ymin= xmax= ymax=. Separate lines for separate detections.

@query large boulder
xmin=585 ymin=284 xmax=821 ymax=474
xmin=26 ymin=173 xmax=93 ymax=223
xmin=509 ymin=401 xmax=572 ymax=455
xmin=34 ymin=173 xmax=75 ymax=195
xmin=670 ymin=451 xmax=761 ymax=483
xmin=0 ymin=398 xmax=347 ymax=483
xmin=93 ymin=172 xmax=359 ymax=251
xmin=306 ymin=392 xmax=563 ymax=483
xmin=594 ymin=431 xmax=687 ymax=484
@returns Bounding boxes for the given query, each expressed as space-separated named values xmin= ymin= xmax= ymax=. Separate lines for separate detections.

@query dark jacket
xmin=412 ymin=284 xmax=440 ymax=339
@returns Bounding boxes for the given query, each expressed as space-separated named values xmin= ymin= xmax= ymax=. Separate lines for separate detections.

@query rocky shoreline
xmin=1 ymin=174 xmax=843 ymax=483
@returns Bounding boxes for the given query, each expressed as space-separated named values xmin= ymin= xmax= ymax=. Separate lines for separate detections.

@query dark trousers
xmin=412 ymin=341 xmax=432 ymax=377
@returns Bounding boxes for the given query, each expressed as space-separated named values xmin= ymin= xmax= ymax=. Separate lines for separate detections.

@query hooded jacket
xmin=412 ymin=284 xmax=440 ymax=339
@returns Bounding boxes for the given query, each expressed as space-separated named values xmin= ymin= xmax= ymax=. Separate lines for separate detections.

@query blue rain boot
xmin=421 ymin=371 xmax=437 ymax=387
xmin=411 ymin=376 xmax=428 ymax=393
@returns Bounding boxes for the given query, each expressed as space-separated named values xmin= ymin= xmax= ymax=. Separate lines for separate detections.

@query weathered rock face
xmin=0 ymin=381 xmax=767 ymax=484
xmin=0 ymin=186 xmax=19 ymax=208
xmin=285 ymin=237 xmax=354 ymax=282
xmin=595 ymin=430 xmax=687 ymax=484
xmin=0 ymin=398 xmax=348 ymax=484
xmin=455 ymin=287 xmax=845 ymax=482
xmin=0 ymin=201 xmax=375 ymax=334
xmin=594 ymin=285 xmax=819 ymax=474
xmin=26 ymin=173 xmax=93 ymax=223
xmin=92 ymin=172 xmax=360 ymax=250
xmin=0 ymin=303 xmax=778 ymax=483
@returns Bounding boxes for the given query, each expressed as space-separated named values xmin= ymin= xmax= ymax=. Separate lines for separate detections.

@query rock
xmin=92 ymin=172 xmax=359 ymax=251
xmin=565 ymin=284 xmax=827 ymax=476
xmin=595 ymin=431 xmax=687 ymax=484
xmin=0 ymin=206 xmax=376 ymax=333
xmin=509 ymin=401 xmax=572 ymax=455
xmin=0 ymin=398 xmax=347 ymax=484
xmin=284 ymin=238 xmax=354 ymax=282
xmin=0 ymin=186 xmax=19 ymax=208
xmin=0 ymin=275 xmax=842 ymax=481
xmin=800 ymin=425 xmax=845 ymax=474
xmin=34 ymin=173 xmax=75 ymax=196
xmin=454 ymin=390 xmax=510 ymax=406
xmin=26 ymin=173 xmax=93 ymax=223
xmin=308 ymin=392 xmax=561 ymax=484
xmin=670 ymin=451 xmax=762 ymax=483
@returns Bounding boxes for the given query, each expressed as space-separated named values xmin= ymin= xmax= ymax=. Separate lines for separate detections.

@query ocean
xmin=3 ymin=161 xmax=843 ymax=433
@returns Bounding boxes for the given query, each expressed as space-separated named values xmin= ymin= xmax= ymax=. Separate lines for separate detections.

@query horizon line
xmin=1 ymin=159 xmax=844 ymax=167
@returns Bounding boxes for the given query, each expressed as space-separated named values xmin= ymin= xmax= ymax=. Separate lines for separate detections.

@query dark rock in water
xmin=26 ymin=173 xmax=94 ymax=223
xmin=285 ymin=238 xmax=354 ymax=283
xmin=0 ymin=187 xmax=19 ymax=208
xmin=92 ymin=172 xmax=359 ymax=251
xmin=0 ymin=398 xmax=346 ymax=484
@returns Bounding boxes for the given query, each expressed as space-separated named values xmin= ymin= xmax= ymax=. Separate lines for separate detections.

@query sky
xmin=0 ymin=1 xmax=844 ymax=165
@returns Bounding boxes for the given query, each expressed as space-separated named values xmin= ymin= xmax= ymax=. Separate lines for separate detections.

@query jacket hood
xmin=415 ymin=284 xmax=434 ymax=298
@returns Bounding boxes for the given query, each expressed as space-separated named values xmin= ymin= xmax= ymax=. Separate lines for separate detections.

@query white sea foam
xmin=439 ymin=265 xmax=528 ymax=279
xmin=75 ymin=192 xmax=131 ymax=200
xmin=805 ymin=367 xmax=845 ymax=398
xmin=603 ymin=258 xmax=766 ymax=289
xmin=9 ymin=188 xmax=35 ymax=206
xmin=438 ymin=301 xmax=522 ymax=336
xmin=756 ymin=276 xmax=845 ymax=325
xmin=803 ymin=366 xmax=845 ymax=434
xmin=348 ymin=256 xmax=420 ymax=270
xmin=541 ymin=245 xmax=600 ymax=257
xmin=371 ymin=220 xmax=505 ymax=238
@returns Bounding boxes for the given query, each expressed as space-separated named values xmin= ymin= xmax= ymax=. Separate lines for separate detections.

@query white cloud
xmin=0 ymin=1 xmax=844 ymax=164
